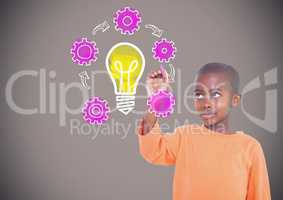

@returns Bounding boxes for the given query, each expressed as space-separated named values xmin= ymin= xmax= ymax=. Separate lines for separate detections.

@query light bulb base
xmin=116 ymin=95 xmax=135 ymax=115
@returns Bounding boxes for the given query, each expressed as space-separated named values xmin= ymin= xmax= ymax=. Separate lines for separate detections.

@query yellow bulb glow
xmin=106 ymin=42 xmax=145 ymax=95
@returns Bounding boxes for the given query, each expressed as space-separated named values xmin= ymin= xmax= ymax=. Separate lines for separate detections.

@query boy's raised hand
xmin=146 ymin=66 xmax=171 ymax=96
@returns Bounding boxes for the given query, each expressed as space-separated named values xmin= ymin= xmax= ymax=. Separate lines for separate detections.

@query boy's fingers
xmin=147 ymin=78 xmax=167 ymax=87
xmin=148 ymin=68 xmax=169 ymax=80
xmin=148 ymin=74 xmax=159 ymax=79
xmin=137 ymin=119 xmax=144 ymax=135
xmin=151 ymin=78 xmax=163 ymax=84
xmin=151 ymin=72 xmax=158 ymax=78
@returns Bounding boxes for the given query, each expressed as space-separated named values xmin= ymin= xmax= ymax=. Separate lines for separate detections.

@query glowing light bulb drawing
xmin=106 ymin=42 xmax=145 ymax=115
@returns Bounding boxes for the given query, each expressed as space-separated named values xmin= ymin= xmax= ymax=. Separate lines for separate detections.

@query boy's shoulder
xmin=176 ymin=123 xmax=263 ymax=157
xmin=237 ymin=129 xmax=264 ymax=153
xmin=176 ymin=123 xmax=262 ymax=145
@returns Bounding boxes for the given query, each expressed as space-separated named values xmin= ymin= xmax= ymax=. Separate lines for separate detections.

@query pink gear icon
xmin=70 ymin=37 xmax=99 ymax=66
xmin=113 ymin=6 xmax=142 ymax=35
xmin=147 ymin=90 xmax=175 ymax=118
xmin=82 ymin=97 xmax=110 ymax=125
xmin=152 ymin=38 xmax=177 ymax=63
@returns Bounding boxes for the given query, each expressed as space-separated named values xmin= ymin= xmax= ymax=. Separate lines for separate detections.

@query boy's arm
xmin=246 ymin=142 xmax=271 ymax=200
xmin=137 ymin=112 xmax=182 ymax=166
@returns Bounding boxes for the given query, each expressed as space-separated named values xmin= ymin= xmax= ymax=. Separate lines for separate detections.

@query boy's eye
xmin=211 ymin=92 xmax=221 ymax=98
xmin=193 ymin=93 xmax=205 ymax=100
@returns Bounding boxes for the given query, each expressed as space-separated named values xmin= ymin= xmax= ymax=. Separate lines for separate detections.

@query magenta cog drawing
xmin=82 ymin=97 xmax=110 ymax=125
xmin=152 ymin=38 xmax=177 ymax=63
xmin=70 ymin=37 xmax=99 ymax=66
xmin=147 ymin=90 xmax=175 ymax=118
xmin=113 ymin=6 xmax=142 ymax=35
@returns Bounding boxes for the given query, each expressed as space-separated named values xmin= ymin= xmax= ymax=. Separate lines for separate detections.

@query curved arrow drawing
xmin=168 ymin=64 xmax=175 ymax=82
xmin=160 ymin=64 xmax=175 ymax=83
xmin=78 ymin=71 xmax=90 ymax=89
xmin=145 ymin=24 xmax=163 ymax=38
xmin=92 ymin=21 xmax=110 ymax=35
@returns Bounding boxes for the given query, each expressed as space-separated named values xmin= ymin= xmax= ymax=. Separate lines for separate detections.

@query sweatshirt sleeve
xmin=137 ymin=120 xmax=182 ymax=166
xmin=246 ymin=142 xmax=271 ymax=200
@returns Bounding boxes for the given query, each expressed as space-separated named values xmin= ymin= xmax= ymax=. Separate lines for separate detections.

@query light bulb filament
xmin=113 ymin=60 xmax=138 ymax=92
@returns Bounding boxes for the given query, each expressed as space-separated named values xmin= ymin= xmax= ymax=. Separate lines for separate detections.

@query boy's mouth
xmin=200 ymin=112 xmax=217 ymax=119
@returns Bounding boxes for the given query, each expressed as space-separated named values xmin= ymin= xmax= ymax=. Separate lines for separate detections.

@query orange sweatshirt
xmin=137 ymin=121 xmax=271 ymax=200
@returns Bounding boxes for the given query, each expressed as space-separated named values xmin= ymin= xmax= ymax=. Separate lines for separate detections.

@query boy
xmin=137 ymin=63 xmax=271 ymax=200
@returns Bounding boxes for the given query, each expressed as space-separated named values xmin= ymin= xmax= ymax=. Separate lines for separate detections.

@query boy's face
xmin=193 ymin=72 xmax=240 ymax=127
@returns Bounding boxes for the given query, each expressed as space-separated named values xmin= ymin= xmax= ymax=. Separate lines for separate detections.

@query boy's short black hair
xmin=197 ymin=62 xmax=240 ymax=94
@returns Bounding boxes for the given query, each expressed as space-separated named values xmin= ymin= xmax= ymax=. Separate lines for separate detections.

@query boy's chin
xmin=203 ymin=121 xmax=215 ymax=127
xmin=201 ymin=118 xmax=218 ymax=127
xmin=202 ymin=117 xmax=228 ymax=130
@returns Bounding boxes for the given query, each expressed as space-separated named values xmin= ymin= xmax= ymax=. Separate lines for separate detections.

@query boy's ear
xmin=232 ymin=94 xmax=241 ymax=107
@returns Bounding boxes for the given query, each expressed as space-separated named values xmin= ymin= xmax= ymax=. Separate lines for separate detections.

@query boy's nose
xmin=203 ymin=98 xmax=213 ymax=110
